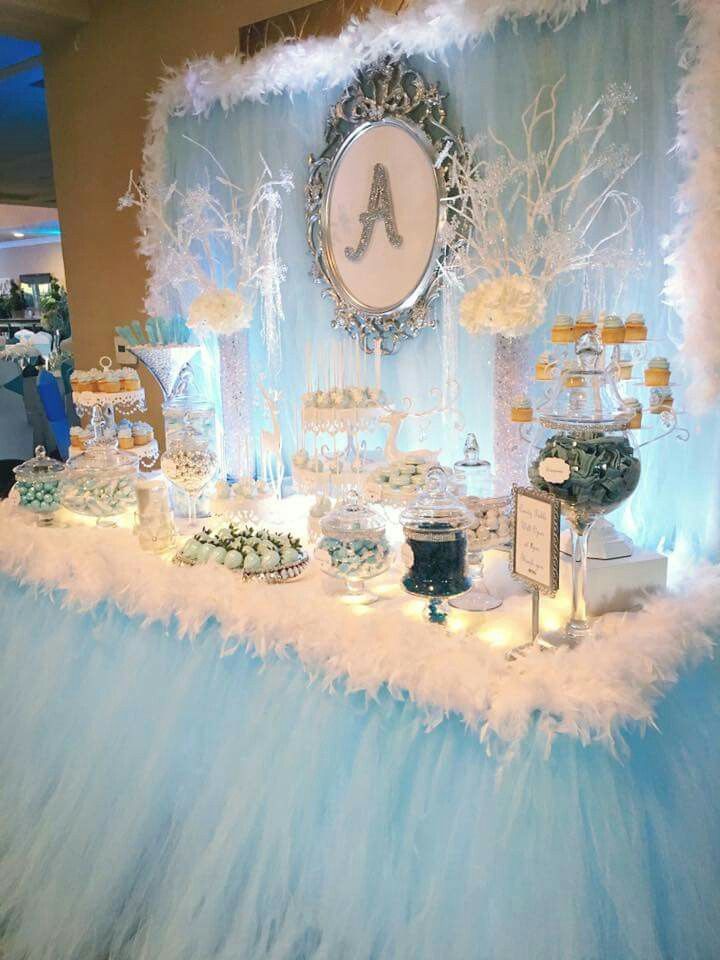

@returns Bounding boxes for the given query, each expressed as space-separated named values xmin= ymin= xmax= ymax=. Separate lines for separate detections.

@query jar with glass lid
xmin=317 ymin=488 xmax=392 ymax=605
xmin=13 ymin=445 xmax=65 ymax=525
xmin=526 ymin=334 xmax=640 ymax=644
xmin=60 ymin=405 xmax=138 ymax=524
xmin=161 ymin=408 xmax=218 ymax=525
xmin=400 ymin=466 xmax=473 ymax=623
xmin=450 ymin=433 xmax=509 ymax=612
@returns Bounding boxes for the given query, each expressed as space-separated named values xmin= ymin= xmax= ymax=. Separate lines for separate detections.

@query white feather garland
xmin=665 ymin=0 xmax=720 ymax=412
xmin=0 ymin=501 xmax=716 ymax=751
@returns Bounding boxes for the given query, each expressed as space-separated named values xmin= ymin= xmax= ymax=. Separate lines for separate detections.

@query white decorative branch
xmin=119 ymin=142 xmax=293 ymax=342
xmin=446 ymin=76 xmax=642 ymax=336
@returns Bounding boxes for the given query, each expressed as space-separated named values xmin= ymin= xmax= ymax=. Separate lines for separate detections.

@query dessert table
xmin=0 ymin=499 xmax=719 ymax=960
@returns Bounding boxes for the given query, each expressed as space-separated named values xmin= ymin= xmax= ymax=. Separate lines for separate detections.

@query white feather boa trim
xmin=0 ymin=501 xmax=716 ymax=751
xmin=665 ymin=0 xmax=720 ymax=412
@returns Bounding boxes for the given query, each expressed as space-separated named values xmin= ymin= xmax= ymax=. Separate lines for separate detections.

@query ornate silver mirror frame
xmin=306 ymin=57 xmax=464 ymax=354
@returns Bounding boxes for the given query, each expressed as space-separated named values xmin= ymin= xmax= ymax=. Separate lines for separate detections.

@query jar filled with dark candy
xmin=400 ymin=466 xmax=473 ymax=622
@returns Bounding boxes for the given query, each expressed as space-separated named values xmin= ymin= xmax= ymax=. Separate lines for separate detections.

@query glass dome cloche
xmin=61 ymin=405 xmax=138 ymax=524
xmin=316 ymin=488 xmax=392 ymax=605
xmin=527 ymin=334 xmax=640 ymax=645
xmin=13 ymin=445 xmax=65 ymax=525
xmin=400 ymin=466 xmax=474 ymax=623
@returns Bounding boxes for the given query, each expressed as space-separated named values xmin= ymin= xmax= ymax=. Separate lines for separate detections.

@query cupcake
xmin=550 ymin=315 xmax=575 ymax=343
xmin=70 ymin=371 xmax=83 ymax=393
xmin=574 ymin=312 xmax=597 ymax=337
xmin=120 ymin=367 xmax=140 ymax=392
xmin=616 ymin=355 xmax=633 ymax=381
xmin=601 ymin=314 xmax=625 ymax=344
xmin=70 ymin=426 xmax=88 ymax=451
xmin=649 ymin=387 xmax=674 ymax=414
xmin=98 ymin=369 xmax=121 ymax=393
xmin=623 ymin=397 xmax=643 ymax=429
xmin=510 ymin=395 xmax=533 ymax=423
xmin=132 ymin=421 xmax=154 ymax=446
xmin=118 ymin=426 xmax=134 ymax=450
xmin=535 ymin=352 xmax=557 ymax=381
xmin=87 ymin=368 xmax=102 ymax=392
xmin=625 ymin=313 xmax=647 ymax=341
xmin=75 ymin=370 xmax=94 ymax=393
xmin=644 ymin=356 xmax=671 ymax=386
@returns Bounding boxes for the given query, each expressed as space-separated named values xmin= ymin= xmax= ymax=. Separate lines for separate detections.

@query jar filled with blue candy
xmin=13 ymin=445 xmax=65 ymax=526
xmin=400 ymin=466 xmax=474 ymax=623
xmin=317 ymin=489 xmax=392 ymax=605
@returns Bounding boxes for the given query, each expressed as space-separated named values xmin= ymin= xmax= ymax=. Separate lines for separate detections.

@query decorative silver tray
xmin=173 ymin=549 xmax=310 ymax=584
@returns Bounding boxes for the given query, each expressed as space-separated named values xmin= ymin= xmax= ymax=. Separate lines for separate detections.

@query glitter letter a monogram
xmin=344 ymin=163 xmax=403 ymax=261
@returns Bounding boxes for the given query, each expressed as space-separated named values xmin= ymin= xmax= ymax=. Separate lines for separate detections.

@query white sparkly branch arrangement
xmin=447 ymin=76 xmax=643 ymax=338
xmin=119 ymin=139 xmax=294 ymax=365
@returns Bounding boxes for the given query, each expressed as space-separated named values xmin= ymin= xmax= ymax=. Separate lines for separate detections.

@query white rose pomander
xmin=187 ymin=287 xmax=249 ymax=337
xmin=459 ymin=275 xmax=545 ymax=338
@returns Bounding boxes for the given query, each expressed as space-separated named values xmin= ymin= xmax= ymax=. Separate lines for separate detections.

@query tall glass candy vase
xmin=494 ymin=334 xmax=531 ymax=491
xmin=217 ymin=330 xmax=252 ymax=480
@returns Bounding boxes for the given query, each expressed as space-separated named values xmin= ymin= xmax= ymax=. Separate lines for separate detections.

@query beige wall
xmin=42 ymin=0 xmax=318 ymax=437
xmin=0 ymin=241 xmax=65 ymax=285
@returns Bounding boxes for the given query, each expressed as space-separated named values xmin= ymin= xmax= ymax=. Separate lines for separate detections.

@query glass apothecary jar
xmin=161 ymin=407 xmax=218 ymax=524
xmin=135 ymin=475 xmax=176 ymax=552
xmin=527 ymin=335 xmax=640 ymax=644
xmin=13 ymin=445 xmax=65 ymax=525
xmin=400 ymin=466 xmax=473 ymax=623
xmin=451 ymin=433 xmax=507 ymax=612
xmin=317 ymin=489 xmax=392 ymax=605
xmin=60 ymin=406 xmax=138 ymax=524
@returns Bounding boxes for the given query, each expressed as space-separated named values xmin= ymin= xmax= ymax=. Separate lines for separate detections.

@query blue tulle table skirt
xmin=0 ymin=572 xmax=719 ymax=960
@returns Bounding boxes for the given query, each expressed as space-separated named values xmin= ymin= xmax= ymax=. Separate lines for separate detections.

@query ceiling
xmin=0 ymin=1 xmax=89 ymax=45
xmin=0 ymin=2 xmax=89 ymax=206
xmin=0 ymin=203 xmax=59 ymax=248
xmin=0 ymin=35 xmax=54 ymax=205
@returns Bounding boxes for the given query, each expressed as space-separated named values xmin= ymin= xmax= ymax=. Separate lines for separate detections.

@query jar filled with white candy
xmin=160 ymin=409 xmax=218 ymax=525
xmin=60 ymin=406 xmax=138 ymax=525
xmin=317 ymin=489 xmax=392 ymax=605
xmin=450 ymin=433 xmax=510 ymax=612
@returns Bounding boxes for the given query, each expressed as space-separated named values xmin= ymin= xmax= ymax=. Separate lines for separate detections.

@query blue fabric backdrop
xmin=162 ymin=0 xmax=719 ymax=562
xmin=1 ymin=573 xmax=719 ymax=960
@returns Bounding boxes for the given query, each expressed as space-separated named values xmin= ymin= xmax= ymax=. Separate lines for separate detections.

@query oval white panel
xmin=324 ymin=119 xmax=440 ymax=315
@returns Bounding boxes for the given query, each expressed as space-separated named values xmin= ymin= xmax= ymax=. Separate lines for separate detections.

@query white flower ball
xmin=460 ymin=275 xmax=545 ymax=338
xmin=187 ymin=287 xmax=249 ymax=337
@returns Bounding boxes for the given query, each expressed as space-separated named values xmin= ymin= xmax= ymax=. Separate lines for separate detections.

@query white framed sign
xmin=510 ymin=485 xmax=561 ymax=596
